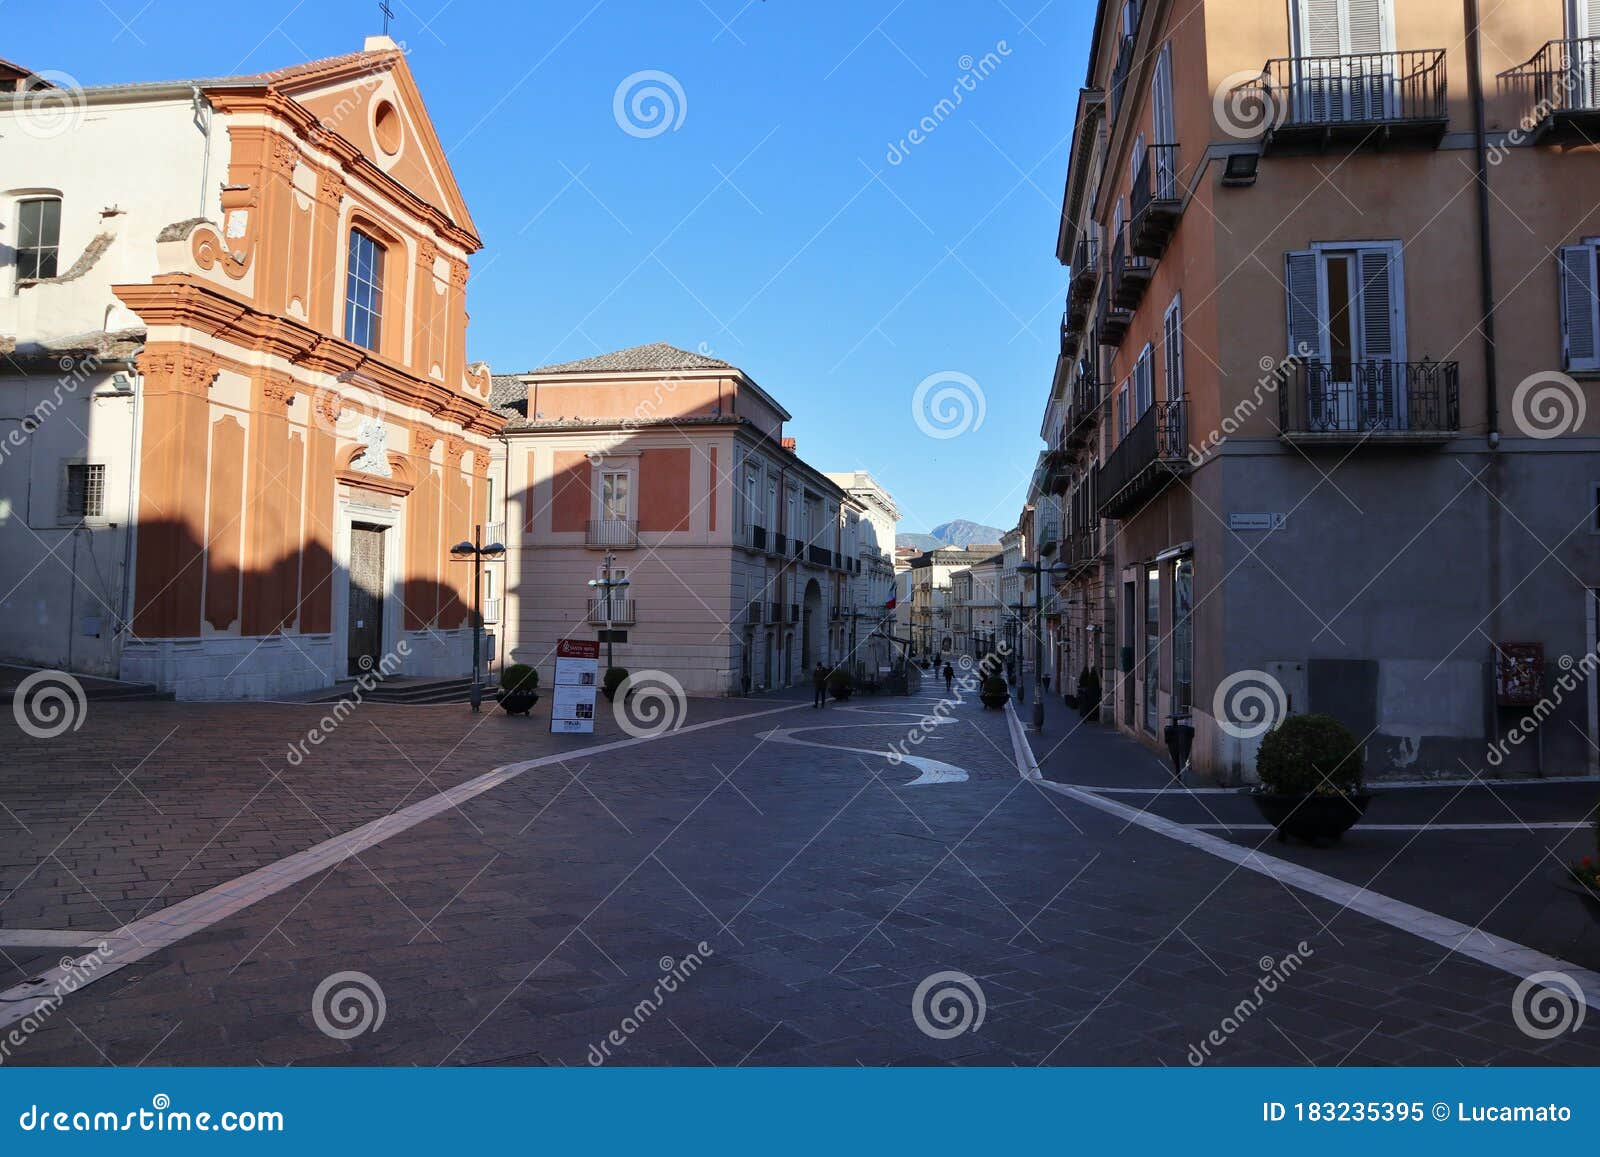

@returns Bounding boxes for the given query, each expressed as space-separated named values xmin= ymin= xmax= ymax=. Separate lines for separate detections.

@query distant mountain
xmin=896 ymin=520 xmax=1007 ymax=552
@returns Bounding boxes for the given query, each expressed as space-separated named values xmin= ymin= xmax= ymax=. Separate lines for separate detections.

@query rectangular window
xmin=1172 ymin=555 xmax=1193 ymax=714
xmin=1143 ymin=565 xmax=1161 ymax=733
xmin=343 ymin=229 xmax=385 ymax=351
xmin=1285 ymin=242 xmax=1406 ymax=369
xmin=1163 ymin=294 xmax=1185 ymax=401
xmin=17 ymin=197 xmax=61 ymax=282
xmin=1134 ymin=345 xmax=1154 ymax=416
xmin=601 ymin=471 xmax=630 ymax=521
xmin=1560 ymin=244 xmax=1600 ymax=373
xmin=61 ymin=462 xmax=105 ymax=521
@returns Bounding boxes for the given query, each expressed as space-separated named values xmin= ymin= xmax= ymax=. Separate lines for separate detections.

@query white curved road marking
xmin=756 ymin=723 xmax=969 ymax=786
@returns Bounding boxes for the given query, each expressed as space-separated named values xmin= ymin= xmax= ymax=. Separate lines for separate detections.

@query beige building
xmin=825 ymin=471 xmax=901 ymax=677
xmin=1045 ymin=0 xmax=1600 ymax=780
xmin=908 ymin=545 xmax=1002 ymax=660
xmin=949 ymin=552 xmax=1005 ymax=659
xmin=492 ymin=344 xmax=863 ymax=696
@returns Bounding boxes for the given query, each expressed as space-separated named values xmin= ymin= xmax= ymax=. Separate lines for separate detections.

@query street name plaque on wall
xmin=551 ymin=638 xmax=600 ymax=734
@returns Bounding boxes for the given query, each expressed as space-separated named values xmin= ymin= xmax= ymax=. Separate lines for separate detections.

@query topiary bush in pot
xmin=602 ymin=666 xmax=629 ymax=701
xmin=827 ymin=668 xmax=854 ymax=700
xmin=497 ymin=664 xmax=540 ymax=715
xmin=1251 ymin=713 xmax=1372 ymax=845
xmin=979 ymin=674 xmax=1010 ymax=710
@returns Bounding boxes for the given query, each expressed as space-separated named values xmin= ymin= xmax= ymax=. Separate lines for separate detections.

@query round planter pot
xmin=497 ymin=689 xmax=539 ymax=716
xmin=1250 ymin=790 xmax=1374 ymax=846
xmin=979 ymin=692 xmax=1009 ymax=710
xmin=829 ymin=687 xmax=853 ymax=701
xmin=1553 ymin=872 xmax=1600 ymax=927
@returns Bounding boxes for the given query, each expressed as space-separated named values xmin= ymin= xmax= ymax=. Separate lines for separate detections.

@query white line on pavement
xmin=0 ymin=930 xmax=123 ymax=949
xmin=0 ymin=700 xmax=811 ymax=1031
xmin=1003 ymin=704 xmax=1600 ymax=1007
xmin=1189 ymin=822 xmax=1591 ymax=833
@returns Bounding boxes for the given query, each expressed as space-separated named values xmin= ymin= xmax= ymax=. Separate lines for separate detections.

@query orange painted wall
xmin=551 ymin=451 xmax=592 ymax=532
xmin=638 ymin=448 xmax=692 ymax=533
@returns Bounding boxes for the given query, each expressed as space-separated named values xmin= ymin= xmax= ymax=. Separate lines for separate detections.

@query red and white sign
xmin=551 ymin=639 xmax=601 ymax=734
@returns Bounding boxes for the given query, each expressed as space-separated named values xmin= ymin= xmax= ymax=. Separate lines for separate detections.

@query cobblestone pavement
xmin=3 ymin=679 xmax=1599 ymax=1067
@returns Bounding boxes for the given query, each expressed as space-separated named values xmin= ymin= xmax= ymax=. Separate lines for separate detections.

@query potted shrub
xmin=1557 ymin=800 xmax=1600 ymax=925
xmin=1076 ymin=668 xmax=1100 ymax=723
xmin=1249 ymin=713 xmax=1373 ymax=846
xmin=979 ymin=674 xmax=1010 ymax=710
xmin=827 ymin=669 xmax=854 ymax=701
xmin=602 ymin=666 xmax=629 ymax=702
xmin=496 ymin=664 xmax=540 ymax=716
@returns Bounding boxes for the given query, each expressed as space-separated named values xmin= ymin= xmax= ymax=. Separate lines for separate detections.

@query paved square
xmin=2 ymin=684 xmax=1598 ymax=1066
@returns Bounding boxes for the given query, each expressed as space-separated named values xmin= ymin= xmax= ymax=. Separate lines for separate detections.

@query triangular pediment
xmin=250 ymin=47 xmax=478 ymax=246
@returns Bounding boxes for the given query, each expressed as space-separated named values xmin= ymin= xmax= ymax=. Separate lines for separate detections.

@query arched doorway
xmin=801 ymin=579 xmax=823 ymax=671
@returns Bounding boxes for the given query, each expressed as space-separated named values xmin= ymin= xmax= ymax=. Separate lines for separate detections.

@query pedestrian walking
xmin=943 ymin=663 xmax=954 ymax=694
xmin=811 ymin=662 xmax=828 ymax=709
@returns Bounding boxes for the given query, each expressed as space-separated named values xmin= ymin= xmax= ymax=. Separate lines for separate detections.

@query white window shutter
xmin=1560 ymin=244 xmax=1600 ymax=373
xmin=1345 ymin=0 xmax=1386 ymax=54
xmin=1285 ymin=249 xmax=1323 ymax=361
xmin=1357 ymin=246 xmax=1403 ymax=363
xmin=1299 ymin=0 xmax=1345 ymax=55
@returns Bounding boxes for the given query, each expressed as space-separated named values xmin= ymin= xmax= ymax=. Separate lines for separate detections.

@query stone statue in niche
xmin=350 ymin=416 xmax=392 ymax=478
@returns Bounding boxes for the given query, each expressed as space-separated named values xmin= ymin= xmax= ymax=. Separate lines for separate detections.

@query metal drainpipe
xmin=1465 ymin=0 xmax=1505 ymax=726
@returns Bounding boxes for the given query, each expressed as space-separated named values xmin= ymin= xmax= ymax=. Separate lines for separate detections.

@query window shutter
xmin=1300 ymin=0 xmax=1345 ymax=55
xmin=1357 ymin=246 xmax=1402 ymax=362
xmin=1345 ymin=0 xmax=1386 ymax=54
xmin=1164 ymin=297 xmax=1185 ymax=400
xmin=1285 ymin=249 xmax=1323 ymax=361
xmin=1561 ymin=244 xmax=1600 ymax=373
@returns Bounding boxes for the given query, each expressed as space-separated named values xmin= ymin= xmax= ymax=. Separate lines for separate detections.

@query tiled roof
xmin=521 ymin=342 xmax=734 ymax=376
xmin=72 ymin=49 xmax=389 ymax=95
xmin=489 ymin=374 xmax=525 ymax=418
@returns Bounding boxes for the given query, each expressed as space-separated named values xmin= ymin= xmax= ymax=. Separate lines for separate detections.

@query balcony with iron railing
xmin=1499 ymin=38 xmax=1600 ymax=144
xmin=1034 ymin=519 xmax=1060 ymax=558
xmin=1109 ymin=228 xmax=1154 ymax=312
xmin=1064 ymin=525 xmax=1101 ymax=576
xmin=484 ymin=521 xmax=506 ymax=547
xmin=1236 ymin=49 xmax=1449 ymax=154
xmin=750 ymin=524 xmax=768 ymax=551
xmin=1097 ymin=272 xmax=1132 ymax=347
xmin=748 ymin=600 xmax=763 ymax=624
xmin=773 ymin=531 xmax=787 ymax=555
xmin=586 ymin=518 xmax=639 ymax=548
xmin=1130 ymin=144 xmax=1182 ymax=259
xmin=1060 ymin=310 xmax=1086 ymax=360
xmin=1068 ymin=236 xmax=1099 ymax=310
xmin=586 ymin=597 xmax=637 ymax=625
xmin=1277 ymin=359 xmax=1459 ymax=445
xmin=480 ymin=596 xmax=501 ymax=625
xmin=1096 ymin=400 xmax=1188 ymax=520
xmin=1066 ymin=364 xmax=1100 ymax=450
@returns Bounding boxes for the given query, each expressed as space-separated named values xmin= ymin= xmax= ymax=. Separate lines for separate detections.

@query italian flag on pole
xmin=884 ymin=594 xmax=897 ymax=611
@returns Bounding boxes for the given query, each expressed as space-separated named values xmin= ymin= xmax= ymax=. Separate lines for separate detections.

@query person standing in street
xmin=943 ymin=662 xmax=954 ymax=695
xmin=812 ymin=662 xmax=828 ymax=709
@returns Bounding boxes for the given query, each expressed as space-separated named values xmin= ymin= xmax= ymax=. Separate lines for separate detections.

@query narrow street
xmin=4 ymin=686 xmax=1596 ymax=1066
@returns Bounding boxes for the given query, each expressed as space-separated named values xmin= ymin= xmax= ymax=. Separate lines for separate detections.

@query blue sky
xmin=13 ymin=0 xmax=1089 ymax=537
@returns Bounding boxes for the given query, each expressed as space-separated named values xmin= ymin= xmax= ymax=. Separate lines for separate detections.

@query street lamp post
xmin=586 ymin=551 xmax=631 ymax=674
xmin=449 ymin=525 xmax=506 ymax=713
xmin=1018 ymin=561 xmax=1069 ymax=732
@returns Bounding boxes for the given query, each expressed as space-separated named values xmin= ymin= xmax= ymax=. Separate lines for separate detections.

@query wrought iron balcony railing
xmin=1096 ymin=400 xmax=1187 ymax=520
xmin=1277 ymin=359 xmax=1459 ymax=443
xmin=484 ymin=521 xmax=506 ymax=547
xmin=1110 ymin=227 xmax=1153 ymax=312
xmin=750 ymin=524 xmax=767 ymax=551
xmin=1238 ymin=49 xmax=1449 ymax=153
xmin=1067 ymin=363 xmax=1100 ymax=448
xmin=1097 ymin=269 xmax=1132 ymax=347
xmin=1130 ymin=144 xmax=1182 ymax=258
xmin=480 ymin=597 xmax=501 ymax=625
xmin=1499 ymin=38 xmax=1600 ymax=144
xmin=586 ymin=597 xmax=637 ymax=625
xmin=1067 ymin=236 xmax=1099 ymax=307
xmin=586 ymin=518 xmax=638 ymax=548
